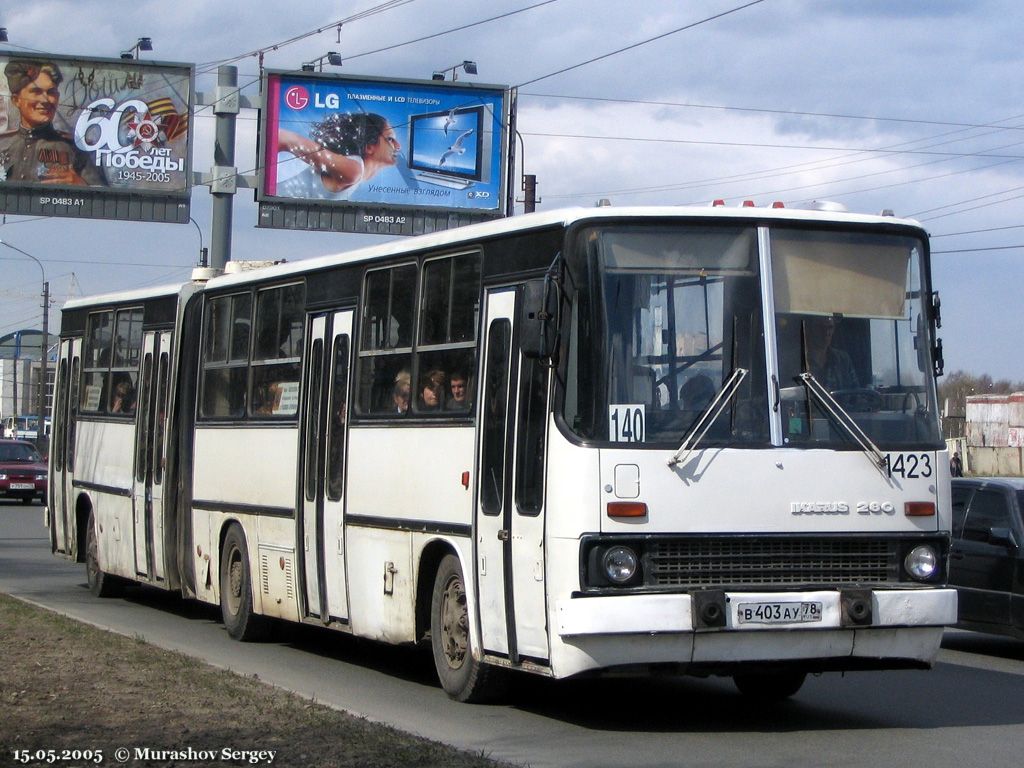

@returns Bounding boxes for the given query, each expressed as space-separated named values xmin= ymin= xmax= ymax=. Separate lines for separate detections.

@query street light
xmin=0 ymin=239 xmax=50 ymax=454
xmin=432 ymin=60 xmax=478 ymax=81
xmin=121 ymin=37 xmax=153 ymax=60
xmin=301 ymin=51 xmax=343 ymax=72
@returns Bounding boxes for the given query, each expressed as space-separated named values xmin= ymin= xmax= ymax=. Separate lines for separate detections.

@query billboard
xmin=258 ymin=71 xmax=513 ymax=235
xmin=0 ymin=53 xmax=193 ymax=223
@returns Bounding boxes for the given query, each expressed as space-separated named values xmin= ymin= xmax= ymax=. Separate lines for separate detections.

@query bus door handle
xmin=497 ymin=529 xmax=510 ymax=541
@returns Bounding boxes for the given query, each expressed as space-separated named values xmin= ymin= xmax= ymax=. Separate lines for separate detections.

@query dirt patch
xmin=0 ymin=594 xmax=509 ymax=768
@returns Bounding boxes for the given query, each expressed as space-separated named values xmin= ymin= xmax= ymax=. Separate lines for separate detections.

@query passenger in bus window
xmin=253 ymin=381 xmax=281 ymax=416
xmin=392 ymin=371 xmax=411 ymax=414
xmin=446 ymin=371 xmax=470 ymax=411
xmin=418 ymin=369 xmax=446 ymax=411
xmin=803 ymin=316 xmax=859 ymax=391
xmin=110 ymin=376 xmax=136 ymax=414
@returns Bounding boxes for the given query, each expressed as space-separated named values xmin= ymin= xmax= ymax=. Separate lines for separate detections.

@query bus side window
xmin=200 ymin=293 xmax=252 ymax=420
xmin=413 ymin=252 xmax=481 ymax=415
xmin=357 ymin=264 xmax=416 ymax=416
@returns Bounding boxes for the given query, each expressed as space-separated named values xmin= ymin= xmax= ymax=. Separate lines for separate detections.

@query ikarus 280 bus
xmin=47 ymin=203 xmax=956 ymax=702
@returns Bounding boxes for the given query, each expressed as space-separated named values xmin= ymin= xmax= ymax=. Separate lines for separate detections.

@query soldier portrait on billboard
xmin=0 ymin=59 xmax=105 ymax=187
xmin=276 ymin=112 xmax=400 ymax=200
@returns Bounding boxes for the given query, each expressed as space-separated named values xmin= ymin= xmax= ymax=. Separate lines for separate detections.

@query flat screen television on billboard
xmin=257 ymin=71 xmax=513 ymax=235
xmin=407 ymin=105 xmax=492 ymax=189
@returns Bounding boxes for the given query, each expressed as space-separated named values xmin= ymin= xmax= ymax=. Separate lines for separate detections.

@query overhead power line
xmin=515 ymin=0 xmax=766 ymax=88
xmin=932 ymin=244 xmax=1024 ymax=254
xmin=521 ymin=131 xmax=1024 ymax=159
xmin=338 ymin=1 xmax=561 ymax=64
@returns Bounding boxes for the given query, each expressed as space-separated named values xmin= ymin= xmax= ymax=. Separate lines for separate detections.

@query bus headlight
xmin=602 ymin=546 xmax=639 ymax=584
xmin=904 ymin=545 xmax=939 ymax=581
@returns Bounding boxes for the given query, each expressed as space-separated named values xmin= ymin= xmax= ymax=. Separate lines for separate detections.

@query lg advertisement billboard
xmin=0 ymin=53 xmax=193 ymax=223
xmin=258 ymin=71 xmax=514 ymax=235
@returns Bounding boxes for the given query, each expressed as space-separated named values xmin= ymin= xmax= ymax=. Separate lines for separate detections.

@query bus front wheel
xmin=220 ymin=524 xmax=267 ymax=641
xmin=430 ymin=554 xmax=501 ymax=702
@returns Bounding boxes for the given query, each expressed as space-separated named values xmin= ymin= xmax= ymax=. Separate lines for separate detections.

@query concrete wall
xmin=966 ymin=392 xmax=1024 ymax=448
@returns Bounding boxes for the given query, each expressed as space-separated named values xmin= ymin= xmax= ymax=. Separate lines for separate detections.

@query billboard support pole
xmin=38 ymin=281 xmax=49 ymax=455
xmin=210 ymin=65 xmax=239 ymax=270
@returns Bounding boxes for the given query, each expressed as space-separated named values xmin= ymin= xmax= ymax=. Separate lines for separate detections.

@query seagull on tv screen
xmin=439 ymin=129 xmax=474 ymax=166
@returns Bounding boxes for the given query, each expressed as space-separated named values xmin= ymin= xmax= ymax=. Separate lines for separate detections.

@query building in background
xmin=0 ymin=329 xmax=57 ymax=428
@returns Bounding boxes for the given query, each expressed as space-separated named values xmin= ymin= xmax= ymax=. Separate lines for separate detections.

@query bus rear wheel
xmin=85 ymin=511 xmax=121 ymax=598
xmin=733 ymin=670 xmax=807 ymax=700
xmin=430 ymin=554 xmax=502 ymax=702
xmin=220 ymin=524 xmax=267 ymax=641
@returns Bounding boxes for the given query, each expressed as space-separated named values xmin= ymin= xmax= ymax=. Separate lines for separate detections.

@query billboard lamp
xmin=302 ymin=51 xmax=343 ymax=72
xmin=433 ymin=60 xmax=478 ymax=81
xmin=121 ymin=37 xmax=153 ymax=59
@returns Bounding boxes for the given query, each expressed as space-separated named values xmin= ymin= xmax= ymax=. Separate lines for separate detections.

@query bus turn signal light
xmin=607 ymin=502 xmax=648 ymax=519
xmin=905 ymin=502 xmax=935 ymax=517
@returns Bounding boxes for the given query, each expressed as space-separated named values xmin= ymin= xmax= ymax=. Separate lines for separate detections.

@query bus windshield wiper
xmin=799 ymin=372 xmax=888 ymax=476
xmin=668 ymin=368 xmax=748 ymax=468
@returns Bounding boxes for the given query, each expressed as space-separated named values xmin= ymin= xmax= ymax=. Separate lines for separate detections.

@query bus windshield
xmin=771 ymin=228 xmax=941 ymax=449
xmin=563 ymin=223 xmax=942 ymax=450
xmin=566 ymin=224 xmax=770 ymax=446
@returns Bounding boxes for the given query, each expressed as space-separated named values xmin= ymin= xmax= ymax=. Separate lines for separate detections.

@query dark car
xmin=0 ymin=438 xmax=48 ymax=505
xmin=949 ymin=477 xmax=1024 ymax=638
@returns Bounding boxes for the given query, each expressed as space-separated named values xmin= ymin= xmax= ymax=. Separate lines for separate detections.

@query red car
xmin=0 ymin=439 xmax=48 ymax=505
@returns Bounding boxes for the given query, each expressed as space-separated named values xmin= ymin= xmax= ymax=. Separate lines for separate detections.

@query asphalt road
xmin=3 ymin=500 xmax=1024 ymax=768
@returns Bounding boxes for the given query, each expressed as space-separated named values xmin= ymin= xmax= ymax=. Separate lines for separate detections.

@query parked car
xmin=949 ymin=477 xmax=1024 ymax=638
xmin=0 ymin=438 xmax=48 ymax=505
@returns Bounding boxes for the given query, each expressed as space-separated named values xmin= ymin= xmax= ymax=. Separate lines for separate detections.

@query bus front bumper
xmin=551 ymin=588 xmax=957 ymax=675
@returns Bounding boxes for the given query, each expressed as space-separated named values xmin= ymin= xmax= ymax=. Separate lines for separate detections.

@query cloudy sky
xmin=2 ymin=0 xmax=1023 ymax=380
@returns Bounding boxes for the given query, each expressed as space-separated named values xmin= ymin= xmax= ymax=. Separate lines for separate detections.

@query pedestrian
xmin=950 ymin=451 xmax=963 ymax=477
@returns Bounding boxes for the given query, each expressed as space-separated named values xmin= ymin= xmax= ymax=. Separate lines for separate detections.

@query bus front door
xmin=300 ymin=311 xmax=353 ymax=623
xmin=476 ymin=287 xmax=550 ymax=665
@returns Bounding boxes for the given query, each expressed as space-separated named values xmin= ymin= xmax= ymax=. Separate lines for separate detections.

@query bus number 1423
xmin=885 ymin=453 xmax=933 ymax=479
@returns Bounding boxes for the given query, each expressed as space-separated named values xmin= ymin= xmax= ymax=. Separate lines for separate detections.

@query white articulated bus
xmin=48 ymin=204 xmax=956 ymax=702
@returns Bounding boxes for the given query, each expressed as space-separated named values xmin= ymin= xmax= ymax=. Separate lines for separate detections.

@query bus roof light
xmin=771 ymin=201 xmax=785 ymax=208
xmin=741 ymin=200 xmax=756 ymax=207
xmin=607 ymin=502 xmax=648 ymax=519
xmin=905 ymin=502 xmax=935 ymax=517
xmin=712 ymin=199 xmax=725 ymax=207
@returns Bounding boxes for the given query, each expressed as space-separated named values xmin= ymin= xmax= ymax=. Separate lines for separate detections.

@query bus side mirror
xmin=521 ymin=278 xmax=557 ymax=360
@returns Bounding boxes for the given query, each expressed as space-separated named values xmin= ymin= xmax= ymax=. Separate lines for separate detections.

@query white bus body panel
xmin=192 ymin=427 xmax=299 ymax=511
xmin=598 ymin=448 xmax=947 ymax=535
xmin=74 ymin=420 xmax=138 ymax=580
xmin=346 ymin=425 xmax=475 ymax=642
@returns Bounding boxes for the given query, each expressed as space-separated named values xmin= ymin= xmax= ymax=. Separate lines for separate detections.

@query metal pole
xmin=11 ymin=331 xmax=19 ymax=424
xmin=209 ymin=65 xmax=238 ymax=271
xmin=38 ymin=281 xmax=49 ymax=456
xmin=523 ymin=174 xmax=537 ymax=214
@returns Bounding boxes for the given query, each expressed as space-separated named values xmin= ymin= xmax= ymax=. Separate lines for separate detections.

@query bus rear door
xmin=131 ymin=331 xmax=166 ymax=577
xmin=49 ymin=338 xmax=81 ymax=556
